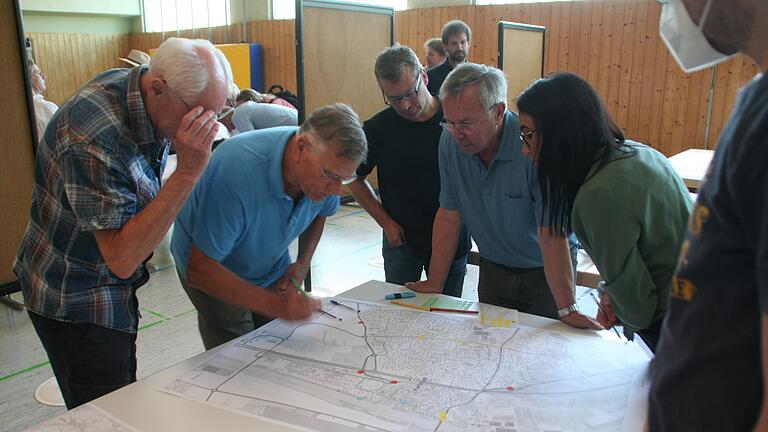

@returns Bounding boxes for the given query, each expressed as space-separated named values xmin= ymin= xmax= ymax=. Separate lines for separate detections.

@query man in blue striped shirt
xmin=13 ymin=37 xmax=233 ymax=409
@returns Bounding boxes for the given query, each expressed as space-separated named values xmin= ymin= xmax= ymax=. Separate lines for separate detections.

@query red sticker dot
xmin=357 ymin=370 xmax=364 ymax=374
xmin=390 ymin=380 xmax=399 ymax=384
xmin=506 ymin=386 xmax=514 ymax=391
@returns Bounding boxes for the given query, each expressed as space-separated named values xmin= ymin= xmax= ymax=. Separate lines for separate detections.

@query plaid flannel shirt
xmin=14 ymin=65 xmax=169 ymax=333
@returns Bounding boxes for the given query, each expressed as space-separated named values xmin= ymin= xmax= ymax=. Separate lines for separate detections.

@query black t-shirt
xmin=427 ymin=61 xmax=453 ymax=95
xmin=357 ymin=102 xmax=470 ymax=261
xmin=649 ymin=73 xmax=768 ymax=431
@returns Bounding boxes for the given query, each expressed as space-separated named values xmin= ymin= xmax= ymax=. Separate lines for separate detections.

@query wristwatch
xmin=557 ymin=303 xmax=579 ymax=318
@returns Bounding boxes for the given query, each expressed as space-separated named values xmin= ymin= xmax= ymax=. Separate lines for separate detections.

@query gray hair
xmin=440 ymin=63 xmax=507 ymax=110
xmin=441 ymin=20 xmax=472 ymax=45
xmin=374 ymin=45 xmax=421 ymax=83
xmin=149 ymin=37 xmax=234 ymax=105
xmin=300 ymin=103 xmax=367 ymax=163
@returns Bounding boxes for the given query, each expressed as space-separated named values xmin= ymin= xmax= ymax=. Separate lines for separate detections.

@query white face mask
xmin=659 ymin=0 xmax=735 ymax=73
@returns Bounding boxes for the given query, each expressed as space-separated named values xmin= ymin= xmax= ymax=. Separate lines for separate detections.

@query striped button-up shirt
xmin=14 ymin=65 xmax=169 ymax=333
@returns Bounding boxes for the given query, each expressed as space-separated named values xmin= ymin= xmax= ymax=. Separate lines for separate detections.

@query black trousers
xmin=28 ymin=311 xmax=137 ymax=410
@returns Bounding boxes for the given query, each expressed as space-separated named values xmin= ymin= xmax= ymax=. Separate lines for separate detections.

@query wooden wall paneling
xmin=636 ymin=1 xmax=660 ymax=145
xmin=658 ymin=55 xmax=682 ymax=155
xmin=575 ymin=1 xmax=592 ymax=80
xmin=545 ymin=2 xmax=560 ymax=73
xmin=586 ymin=0 xmax=602 ymax=87
xmin=617 ymin=0 xmax=639 ymax=132
xmin=647 ymin=12 xmax=671 ymax=151
xmin=301 ymin=6 xmax=391 ymax=122
xmin=500 ymin=24 xmax=544 ymax=110
xmin=605 ymin=1 xmax=626 ymax=121
xmin=0 ymin=0 xmax=35 ymax=284
xmin=558 ymin=2 xmax=573 ymax=72
xmin=623 ymin=0 xmax=646 ymax=136
xmin=29 ymin=32 xmax=130 ymax=106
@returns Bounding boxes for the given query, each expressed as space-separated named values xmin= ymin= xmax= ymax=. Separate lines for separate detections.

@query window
xmin=143 ymin=0 xmax=230 ymax=33
xmin=475 ymin=0 xmax=583 ymax=4
xmin=272 ymin=0 xmax=406 ymax=20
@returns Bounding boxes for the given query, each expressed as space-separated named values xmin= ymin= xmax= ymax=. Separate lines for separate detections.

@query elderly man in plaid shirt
xmin=13 ymin=38 xmax=233 ymax=409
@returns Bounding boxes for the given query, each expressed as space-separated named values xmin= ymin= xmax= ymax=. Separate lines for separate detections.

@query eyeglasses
xmin=216 ymin=105 xmax=234 ymax=120
xmin=382 ymin=72 xmax=422 ymax=105
xmin=320 ymin=165 xmax=357 ymax=185
xmin=170 ymin=87 xmax=233 ymax=120
xmin=519 ymin=129 xmax=537 ymax=143
xmin=440 ymin=105 xmax=497 ymax=133
xmin=305 ymin=135 xmax=358 ymax=185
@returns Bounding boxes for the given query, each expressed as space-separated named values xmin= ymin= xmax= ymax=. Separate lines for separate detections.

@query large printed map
xmin=161 ymin=299 xmax=649 ymax=432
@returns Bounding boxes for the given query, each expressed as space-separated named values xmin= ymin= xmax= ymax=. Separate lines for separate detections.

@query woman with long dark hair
xmin=516 ymin=72 xmax=692 ymax=351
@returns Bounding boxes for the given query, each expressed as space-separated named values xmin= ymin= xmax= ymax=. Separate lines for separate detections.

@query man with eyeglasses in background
xmin=406 ymin=63 xmax=601 ymax=330
xmin=348 ymin=45 xmax=470 ymax=297
xmin=170 ymin=104 xmax=367 ymax=350
xmin=13 ymin=37 xmax=233 ymax=409
xmin=426 ymin=20 xmax=472 ymax=95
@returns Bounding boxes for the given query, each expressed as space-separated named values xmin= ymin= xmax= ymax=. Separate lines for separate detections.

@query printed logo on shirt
xmin=689 ymin=204 xmax=710 ymax=236
xmin=670 ymin=275 xmax=697 ymax=301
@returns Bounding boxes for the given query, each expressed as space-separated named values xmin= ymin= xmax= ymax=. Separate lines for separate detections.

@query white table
xmin=668 ymin=149 xmax=714 ymax=191
xmin=33 ymin=280 xmax=649 ymax=431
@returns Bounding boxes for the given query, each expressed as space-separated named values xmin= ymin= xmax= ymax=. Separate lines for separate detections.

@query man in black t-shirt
xmin=349 ymin=45 xmax=470 ymax=297
xmin=426 ymin=20 xmax=472 ymax=95
xmin=649 ymin=1 xmax=768 ymax=431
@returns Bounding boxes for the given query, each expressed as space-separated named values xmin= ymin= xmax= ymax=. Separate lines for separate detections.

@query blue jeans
xmin=381 ymin=233 xmax=467 ymax=298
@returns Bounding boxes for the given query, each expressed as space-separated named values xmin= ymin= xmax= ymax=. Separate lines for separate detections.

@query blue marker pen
xmin=385 ymin=292 xmax=416 ymax=300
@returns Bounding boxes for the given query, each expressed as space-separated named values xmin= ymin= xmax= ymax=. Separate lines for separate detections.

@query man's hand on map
xmin=275 ymin=262 xmax=310 ymax=294
xmin=404 ymin=279 xmax=443 ymax=293
xmin=561 ymin=311 xmax=604 ymax=330
xmin=271 ymin=285 xmax=321 ymax=321
xmin=595 ymin=295 xmax=619 ymax=329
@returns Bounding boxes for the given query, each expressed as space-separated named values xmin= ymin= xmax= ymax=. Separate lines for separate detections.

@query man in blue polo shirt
xmin=407 ymin=63 xmax=599 ymax=329
xmin=171 ymin=104 xmax=367 ymax=349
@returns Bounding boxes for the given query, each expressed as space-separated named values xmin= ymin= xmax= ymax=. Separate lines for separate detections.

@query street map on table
xmin=160 ymin=298 xmax=649 ymax=432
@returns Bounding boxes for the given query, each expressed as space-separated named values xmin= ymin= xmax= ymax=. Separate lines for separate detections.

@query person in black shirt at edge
xmin=348 ymin=45 xmax=470 ymax=297
xmin=426 ymin=20 xmax=472 ymax=95
xmin=649 ymin=0 xmax=768 ymax=430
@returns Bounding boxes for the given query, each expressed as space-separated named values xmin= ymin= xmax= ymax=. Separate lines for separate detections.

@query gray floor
xmin=0 ymin=204 xmax=598 ymax=432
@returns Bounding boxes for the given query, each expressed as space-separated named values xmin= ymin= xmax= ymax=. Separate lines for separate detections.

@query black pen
xmin=589 ymin=292 xmax=622 ymax=340
xmin=319 ymin=308 xmax=342 ymax=321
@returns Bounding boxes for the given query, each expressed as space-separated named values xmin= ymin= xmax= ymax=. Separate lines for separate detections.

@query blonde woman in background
xmin=28 ymin=59 xmax=58 ymax=141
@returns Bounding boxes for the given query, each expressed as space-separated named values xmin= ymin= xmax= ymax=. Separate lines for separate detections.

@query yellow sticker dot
xmin=438 ymin=411 xmax=447 ymax=422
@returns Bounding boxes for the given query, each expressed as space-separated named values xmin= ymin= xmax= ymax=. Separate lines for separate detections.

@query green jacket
xmin=572 ymin=142 xmax=693 ymax=331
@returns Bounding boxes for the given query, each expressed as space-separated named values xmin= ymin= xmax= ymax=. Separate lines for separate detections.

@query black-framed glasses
xmin=440 ymin=104 xmax=497 ymax=133
xmin=382 ymin=72 xmax=422 ymax=105
xmin=519 ymin=129 xmax=537 ymax=143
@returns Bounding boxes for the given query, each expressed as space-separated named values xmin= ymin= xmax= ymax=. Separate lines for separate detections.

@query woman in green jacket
xmin=516 ymin=72 xmax=692 ymax=352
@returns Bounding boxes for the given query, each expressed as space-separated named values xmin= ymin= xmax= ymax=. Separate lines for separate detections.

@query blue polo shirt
xmin=171 ymin=127 xmax=339 ymax=287
xmin=439 ymin=110 xmax=554 ymax=269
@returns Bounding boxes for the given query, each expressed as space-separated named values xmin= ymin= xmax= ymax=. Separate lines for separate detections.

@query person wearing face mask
xmin=347 ymin=45 xmax=470 ymax=297
xmin=426 ymin=20 xmax=471 ymax=95
xmin=649 ymin=0 xmax=768 ymax=430
xmin=27 ymin=59 xmax=58 ymax=142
